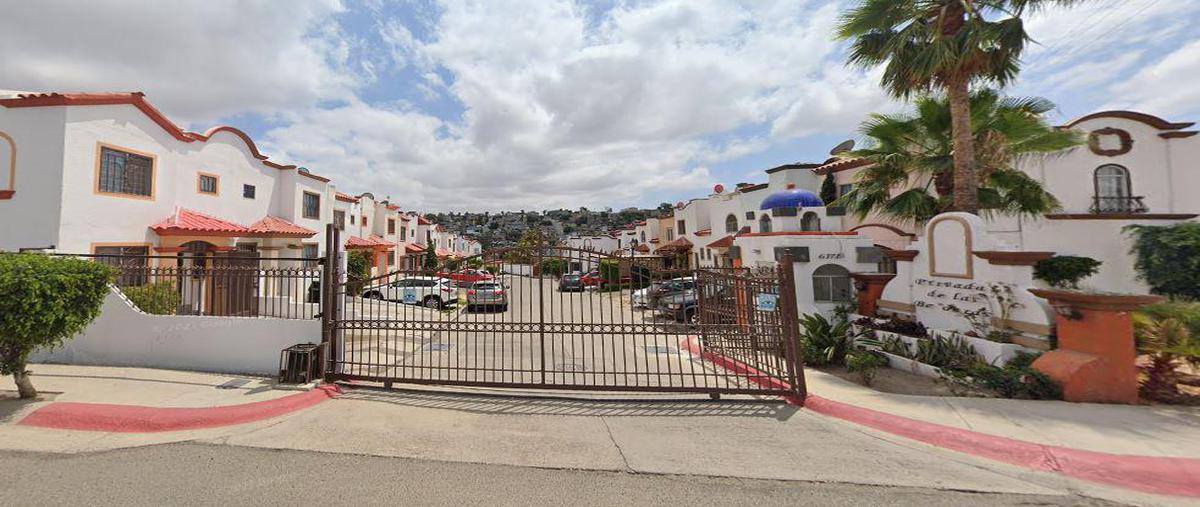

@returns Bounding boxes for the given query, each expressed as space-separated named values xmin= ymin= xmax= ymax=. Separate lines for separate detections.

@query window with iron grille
xmin=198 ymin=174 xmax=218 ymax=195
xmin=745 ymin=211 xmax=755 ymax=220
xmin=388 ymin=218 xmax=396 ymax=235
xmin=676 ymin=220 xmax=686 ymax=235
xmin=93 ymin=245 xmax=150 ymax=286
xmin=813 ymin=264 xmax=852 ymax=302
xmin=243 ymin=184 xmax=256 ymax=199
xmin=98 ymin=147 xmax=154 ymax=197
xmin=302 ymin=192 xmax=320 ymax=219
xmin=302 ymin=244 xmax=319 ymax=268
xmin=333 ymin=210 xmax=345 ymax=230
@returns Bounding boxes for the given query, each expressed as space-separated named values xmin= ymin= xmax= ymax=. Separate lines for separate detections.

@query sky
xmin=2 ymin=0 xmax=1198 ymax=212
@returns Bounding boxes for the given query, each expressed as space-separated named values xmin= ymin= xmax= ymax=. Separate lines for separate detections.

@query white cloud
xmin=264 ymin=0 xmax=889 ymax=210
xmin=0 ymin=0 xmax=359 ymax=125
xmin=1107 ymin=40 xmax=1200 ymax=117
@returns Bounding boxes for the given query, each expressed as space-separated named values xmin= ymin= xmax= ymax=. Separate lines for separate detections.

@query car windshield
xmin=563 ymin=275 xmax=580 ymax=280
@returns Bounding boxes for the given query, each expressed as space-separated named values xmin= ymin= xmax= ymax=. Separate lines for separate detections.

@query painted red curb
xmin=682 ymin=336 xmax=1200 ymax=498
xmin=18 ymin=384 xmax=341 ymax=433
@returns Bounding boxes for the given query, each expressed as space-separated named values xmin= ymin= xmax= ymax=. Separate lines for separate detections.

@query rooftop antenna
xmin=830 ymin=139 xmax=855 ymax=156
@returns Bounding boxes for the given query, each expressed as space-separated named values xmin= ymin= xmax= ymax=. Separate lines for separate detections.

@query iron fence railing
xmin=1091 ymin=195 xmax=1148 ymax=214
xmin=53 ymin=253 xmax=323 ymax=320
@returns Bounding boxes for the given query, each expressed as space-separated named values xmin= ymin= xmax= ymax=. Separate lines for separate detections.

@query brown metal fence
xmin=55 ymin=253 xmax=323 ymax=319
xmin=322 ymin=231 xmax=804 ymax=399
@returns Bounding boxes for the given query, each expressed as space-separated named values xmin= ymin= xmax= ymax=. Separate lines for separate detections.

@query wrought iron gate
xmin=321 ymin=229 xmax=804 ymax=399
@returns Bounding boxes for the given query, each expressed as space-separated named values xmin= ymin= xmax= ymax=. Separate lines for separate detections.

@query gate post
xmin=777 ymin=253 xmax=806 ymax=401
xmin=321 ymin=224 xmax=341 ymax=381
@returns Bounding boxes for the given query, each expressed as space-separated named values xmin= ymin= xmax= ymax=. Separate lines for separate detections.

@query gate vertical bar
xmin=777 ymin=253 xmax=806 ymax=401
xmin=536 ymin=240 xmax=546 ymax=385
xmin=321 ymin=223 xmax=336 ymax=381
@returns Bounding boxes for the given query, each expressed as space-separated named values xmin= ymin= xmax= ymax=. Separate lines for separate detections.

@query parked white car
xmin=363 ymin=276 xmax=458 ymax=309
xmin=632 ymin=276 xmax=695 ymax=308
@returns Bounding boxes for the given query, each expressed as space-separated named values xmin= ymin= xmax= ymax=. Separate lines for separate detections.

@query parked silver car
xmin=466 ymin=280 xmax=508 ymax=312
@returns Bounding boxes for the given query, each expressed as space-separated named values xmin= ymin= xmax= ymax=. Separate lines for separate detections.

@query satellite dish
xmin=829 ymin=139 xmax=855 ymax=156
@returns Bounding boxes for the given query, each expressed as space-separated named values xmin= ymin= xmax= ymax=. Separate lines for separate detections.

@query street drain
xmin=644 ymin=345 xmax=679 ymax=355
xmin=425 ymin=343 xmax=452 ymax=352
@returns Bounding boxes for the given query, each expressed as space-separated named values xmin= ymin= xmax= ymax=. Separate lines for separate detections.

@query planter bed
xmin=877 ymin=351 xmax=942 ymax=379
xmin=927 ymin=329 xmax=1038 ymax=366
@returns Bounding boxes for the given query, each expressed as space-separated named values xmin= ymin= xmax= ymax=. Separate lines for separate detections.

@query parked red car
xmin=580 ymin=270 xmax=609 ymax=288
xmin=438 ymin=268 xmax=494 ymax=287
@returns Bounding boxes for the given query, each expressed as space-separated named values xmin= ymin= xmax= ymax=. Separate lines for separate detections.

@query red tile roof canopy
xmin=346 ymin=235 xmax=393 ymax=250
xmin=706 ymin=235 xmax=735 ymax=248
xmin=151 ymin=209 xmax=251 ymax=237
xmin=655 ymin=237 xmax=693 ymax=253
xmin=248 ymin=216 xmax=318 ymax=238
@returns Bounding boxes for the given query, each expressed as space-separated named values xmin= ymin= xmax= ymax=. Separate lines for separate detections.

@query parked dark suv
xmin=558 ymin=273 xmax=584 ymax=292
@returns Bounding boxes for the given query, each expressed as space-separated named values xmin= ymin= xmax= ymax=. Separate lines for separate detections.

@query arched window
xmin=758 ymin=214 xmax=772 ymax=233
xmin=725 ymin=214 xmax=738 ymax=233
xmin=812 ymin=264 xmax=852 ymax=302
xmin=1093 ymin=164 xmax=1131 ymax=212
xmin=801 ymin=212 xmax=821 ymax=232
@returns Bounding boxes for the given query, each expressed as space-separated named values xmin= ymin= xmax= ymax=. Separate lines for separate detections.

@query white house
xmin=822 ymin=110 xmax=1199 ymax=293
xmin=0 ymin=91 xmax=331 ymax=262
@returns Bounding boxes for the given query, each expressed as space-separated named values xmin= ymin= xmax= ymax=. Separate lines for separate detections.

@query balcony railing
xmin=1091 ymin=196 xmax=1148 ymax=214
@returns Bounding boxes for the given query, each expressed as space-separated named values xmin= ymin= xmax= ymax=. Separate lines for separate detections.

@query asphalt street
xmin=0 ymin=443 xmax=1119 ymax=507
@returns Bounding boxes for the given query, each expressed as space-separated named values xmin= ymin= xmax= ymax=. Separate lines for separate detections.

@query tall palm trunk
xmin=947 ymin=76 xmax=979 ymax=213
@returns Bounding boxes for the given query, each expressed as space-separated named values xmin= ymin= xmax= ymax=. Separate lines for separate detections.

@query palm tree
xmin=837 ymin=0 xmax=1089 ymax=214
xmin=834 ymin=89 xmax=1082 ymax=224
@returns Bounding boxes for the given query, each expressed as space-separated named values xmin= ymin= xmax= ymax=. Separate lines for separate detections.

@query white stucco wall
xmin=735 ymin=233 xmax=878 ymax=316
xmin=0 ymin=106 xmax=67 ymax=251
xmin=32 ymin=288 xmax=320 ymax=376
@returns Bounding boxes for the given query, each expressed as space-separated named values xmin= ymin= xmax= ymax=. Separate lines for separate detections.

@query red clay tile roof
xmin=695 ymin=228 xmax=712 ymax=236
xmin=151 ymin=209 xmax=251 ymax=237
xmin=335 ymin=192 xmax=359 ymax=203
xmin=399 ymin=216 xmax=411 ymax=222
xmin=248 ymin=216 xmax=317 ymax=238
xmin=634 ymin=244 xmax=650 ymax=253
xmin=706 ymin=235 xmax=735 ymax=248
xmin=0 ymin=93 xmax=313 ymax=175
xmin=345 ymin=235 xmax=393 ymax=250
xmin=417 ymin=216 xmax=432 ymax=225
xmin=814 ymin=157 xmax=872 ymax=175
xmin=655 ymin=237 xmax=693 ymax=252
xmin=405 ymin=243 xmax=426 ymax=253
xmin=649 ymin=238 xmax=660 ymax=243
xmin=385 ymin=204 xmax=401 ymax=211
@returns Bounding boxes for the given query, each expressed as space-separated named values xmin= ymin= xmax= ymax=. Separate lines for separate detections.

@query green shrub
xmin=1134 ymin=301 xmax=1200 ymax=401
xmin=1126 ymin=223 xmax=1200 ymax=299
xmin=540 ymin=258 xmax=566 ymax=277
xmin=121 ymin=281 xmax=181 ymax=315
xmin=956 ymin=352 xmax=1061 ymax=400
xmin=346 ymin=250 xmax=372 ymax=295
xmin=914 ymin=334 xmax=977 ymax=371
xmin=846 ymin=350 xmax=888 ymax=386
xmin=1033 ymin=255 xmax=1101 ymax=289
xmin=799 ymin=313 xmax=860 ymax=366
xmin=0 ymin=254 xmax=113 ymax=398
xmin=599 ymin=259 xmax=621 ymax=285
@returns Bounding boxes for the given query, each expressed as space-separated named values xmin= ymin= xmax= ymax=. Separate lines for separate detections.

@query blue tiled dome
xmin=759 ymin=187 xmax=823 ymax=210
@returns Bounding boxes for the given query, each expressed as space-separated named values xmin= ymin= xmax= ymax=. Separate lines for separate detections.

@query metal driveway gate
xmin=321 ymin=230 xmax=804 ymax=399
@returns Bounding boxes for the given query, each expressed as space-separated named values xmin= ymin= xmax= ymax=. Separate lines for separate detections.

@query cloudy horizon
xmin=2 ymin=0 xmax=1196 ymax=212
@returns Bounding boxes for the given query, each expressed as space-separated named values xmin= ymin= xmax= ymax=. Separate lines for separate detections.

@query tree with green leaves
xmin=837 ymin=0 xmax=1089 ymax=214
xmin=0 ymin=254 xmax=113 ymax=398
xmin=422 ymin=243 xmax=439 ymax=272
xmin=820 ymin=172 xmax=838 ymax=205
xmin=834 ymin=90 xmax=1082 ymax=224
xmin=1126 ymin=223 xmax=1200 ymax=299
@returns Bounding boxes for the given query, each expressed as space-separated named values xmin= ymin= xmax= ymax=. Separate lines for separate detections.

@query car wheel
xmin=688 ymin=309 xmax=701 ymax=326
xmin=364 ymin=291 xmax=382 ymax=300
xmin=424 ymin=296 xmax=442 ymax=309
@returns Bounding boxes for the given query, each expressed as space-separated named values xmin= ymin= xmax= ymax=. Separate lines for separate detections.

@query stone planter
xmin=878 ymin=351 xmax=942 ymax=379
xmin=1028 ymin=289 xmax=1164 ymax=404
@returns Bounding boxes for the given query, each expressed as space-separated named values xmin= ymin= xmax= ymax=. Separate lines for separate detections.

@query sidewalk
xmin=805 ymin=368 xmax=1200 ymax=459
